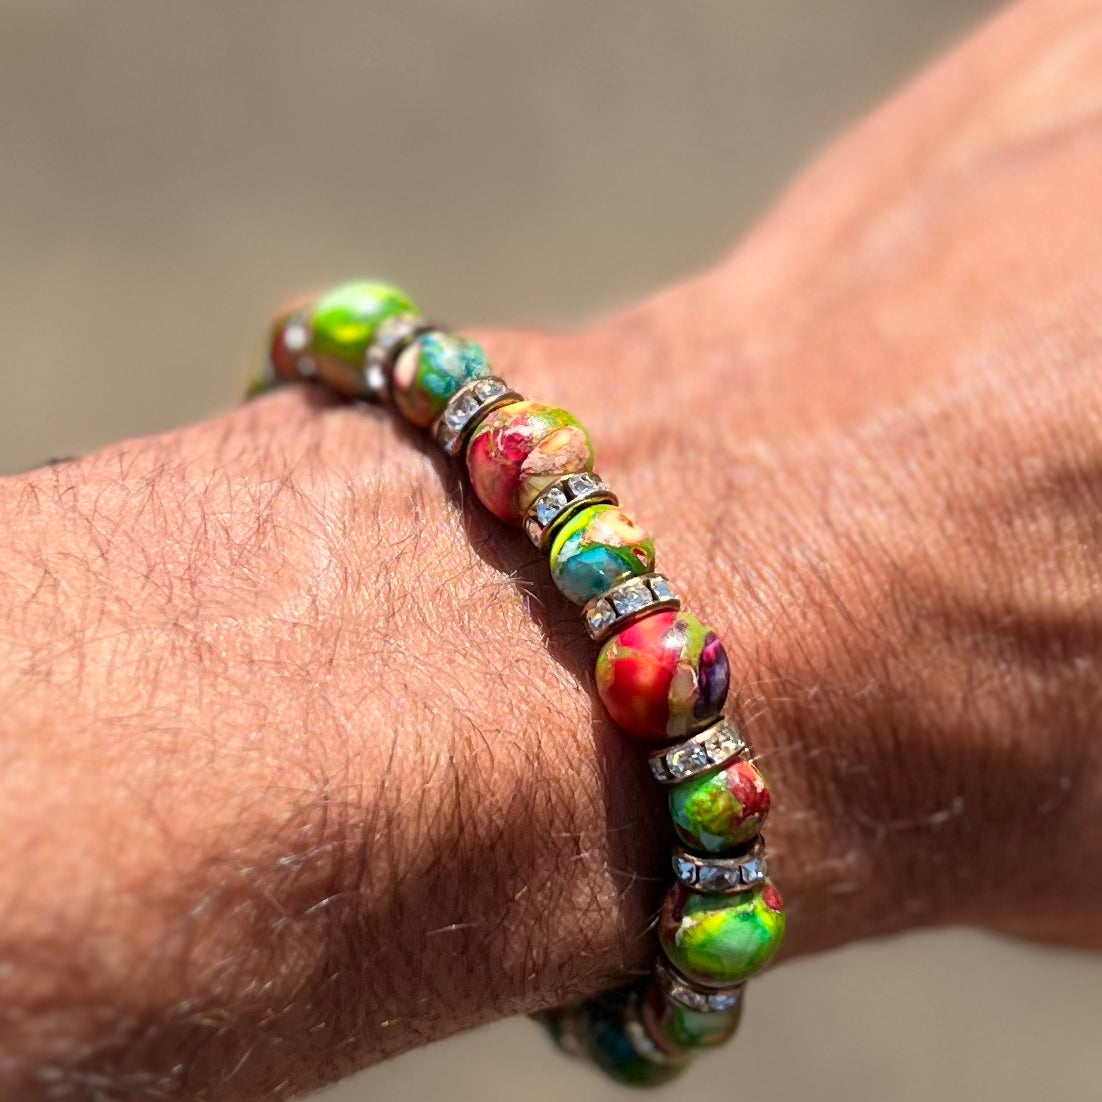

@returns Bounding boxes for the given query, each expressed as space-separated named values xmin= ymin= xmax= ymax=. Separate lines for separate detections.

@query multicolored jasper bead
xmin=659 ymin=881 xmax=785 ymax=988
xmin=641 ymin=982 xmax=742 ymax=1053
xmin=548 ymin=504 xmax=655 ymax=605
xmin=595 ymin=610 xmax=730 ymax=742
xmin=465 ymin=400 xmax=595 ymax=524
xmin=576 ymin=987 xmax=686 ymax=1087
xmin=310 ymin=280 xmax=416 ymax=366
xmin=267 ymin=296 xmax=314 ymax=383
xmin=391 ymin=332 xmax=492 ymax=427
xmin=267 ymin=281 xmax=418 ymax=398
xmin=670 ymin=759 xmax=771 ymax=854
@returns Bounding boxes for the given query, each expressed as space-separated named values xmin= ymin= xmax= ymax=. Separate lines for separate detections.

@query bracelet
xmin=255 ymin=280 xmax=786 ymax=1087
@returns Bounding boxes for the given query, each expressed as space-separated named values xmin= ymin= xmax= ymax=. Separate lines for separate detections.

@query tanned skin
xmin=0 ymin=0 xmax=1100 ymax=1096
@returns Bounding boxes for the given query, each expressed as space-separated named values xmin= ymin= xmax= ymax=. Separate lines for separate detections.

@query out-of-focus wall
xmin=1 ymin=0 xmax=1004 ymax=472
xmin=1 ymin=3 xmax=1097 ymax=1101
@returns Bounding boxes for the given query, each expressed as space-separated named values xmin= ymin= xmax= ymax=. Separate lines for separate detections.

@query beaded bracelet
xmin=254 ymin=281 xmax=785 ymax=1087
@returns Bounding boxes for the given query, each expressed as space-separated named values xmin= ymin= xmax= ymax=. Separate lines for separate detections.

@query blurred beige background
xmin=1 ymin=1 xmax=1098 ymax=1099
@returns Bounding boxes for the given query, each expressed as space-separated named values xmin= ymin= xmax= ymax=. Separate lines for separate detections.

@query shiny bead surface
xmin=267 ymin=298 xmax=313 ymax=382
xmin=391 ymin=332 xmax=492 ymax=426
xmin=310 ymin=281 xmax=416 ymax=366
xmin=577 ymin=987 xmax=687 ymax=1087
xmin=659 ymin=881 xmax=785 ymax=988
xmin=549 ymin=504 xmax=655 ymax=605
xmin=595 ymin=610 xmax=730 ymax=742
xmin=641 ymin=982 xmax=742 ymax=1053
xmin=433 ymin=376 xmax=521 ymax=456
xmin=466 ymin=401 xmax=595 ymax=524
xmin=670 ymin=759 xmax=771 ymax=854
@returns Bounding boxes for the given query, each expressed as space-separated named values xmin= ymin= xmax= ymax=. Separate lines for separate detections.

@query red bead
xmin=465 ymin=401 xmax=594 ymax=524
xmin=595 ymin=610 xmax=730 ymax=742
xmin=267 ymin=297 xmax=313 ymax=382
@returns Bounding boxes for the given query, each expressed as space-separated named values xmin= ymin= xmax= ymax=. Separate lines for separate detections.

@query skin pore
xmin=0 ymin=0 xmax=1100 ymax=1097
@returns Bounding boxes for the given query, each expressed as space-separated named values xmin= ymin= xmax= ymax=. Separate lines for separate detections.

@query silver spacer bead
xmin=648 ymin=717 xmax=748 ymax=784
xmin=672 ymin=838 xmax=767 ymax=894
xmin=433 ymin=375 xmax=522 ymax=457
xmin=582 ymin=573 xmax=680 ymax=643
xmin=523 ymin=472 xmax=618 ymax=549
xmin=362 ymin=313 xmax=431 ymax=402
xmin=655 ymin=958 xmax=745 ymax=1014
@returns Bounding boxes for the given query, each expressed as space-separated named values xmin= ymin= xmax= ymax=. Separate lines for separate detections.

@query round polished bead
xmin=548 ymin=504 xmax=655 ymax=605
xmin=576 ymin=987 xmax=686 ymax=1086
xmin=267 ymin=297 xmax=314 ymax=382
xmin=595 ymin=610 xmax=730 ymax=742
xmin=670 ymin=759 xmax=771 ymax=854
xmin=465 ymin=401 xmax=595 ymax=524
xmin=641 ymin=982 xmax=742 ymax=1054
xmin=659 ymin=881 xmax=785 ymax=989
xmin=391 ymin=332 xmax=492 ymax=427
xmin=309 ymin=281 xmax=417 ymax=366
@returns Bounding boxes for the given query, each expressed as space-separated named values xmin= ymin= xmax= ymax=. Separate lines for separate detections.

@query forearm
xmin=0 ymin=391 xmax=678 ymax=1096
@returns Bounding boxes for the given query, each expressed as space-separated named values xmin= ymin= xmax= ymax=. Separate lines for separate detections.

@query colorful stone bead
xmin=641 ymin=982 xmax=742 ymax=1054
xmin=595 ymin=610 xmax=730 ymax=742
xmin=548 ymin=504 xmax=655 ymax=605
xmin=465 ymin=401 xmax=595 ymax=524
xmin=391 ymin=332 xmax=492 ymax=427
xmin=267 ymin=296 xmax=314 ymax=383
xmin=309 ymin=281 xmax=416 ymax=366
xmin=659 ymin=881 xmax=785 ymax=988
xmin=266 ymin=282 xmax=418 ymax=398
xmin=670 ymin=759 xmax=771 ymax=854
xmin=577 ymin=987 xmax=686 ymax=1087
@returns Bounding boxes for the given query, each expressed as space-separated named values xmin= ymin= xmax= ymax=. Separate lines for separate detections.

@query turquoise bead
xmin=548 ymin=504 xmax=655 ymax=605
xmin=391 ymin=332 xmax=491 ymax=426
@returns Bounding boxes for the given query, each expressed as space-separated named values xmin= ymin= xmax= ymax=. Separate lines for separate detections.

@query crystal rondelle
xmin=611 ymin=580 xmax=651 ymax=615
xmin=445 ymin=393 xmax=480 ymax=430
xmin=585 ymin=600 xmax=615 ymax=635
xmin=474 ymin=378 xmax=505 ymax=401
xmin=535 ymin=487 xmax=569 ymax=526
xmin=668 ymin=743 xmax=709 ymax=778
xmin=649 ymin=576 xmax=676 ymax=601
xmin=568 ymin=472 xmax=599 ymax=496
xmin=697 ymin=865 xmax=737 ymax=891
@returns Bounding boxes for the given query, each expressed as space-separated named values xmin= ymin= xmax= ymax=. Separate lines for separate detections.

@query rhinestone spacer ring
xmin=582 ymin=572 xmax=680 ymax=642
xmin=655 ymin=959 xmax=745 ymax=1013
xmin=433 ymin=376 xmax=523 ymax=456
xmin=647 ymin=717 xmax=748 ymax=784
xmin=672 ymin=839 xmax=767 ymax=894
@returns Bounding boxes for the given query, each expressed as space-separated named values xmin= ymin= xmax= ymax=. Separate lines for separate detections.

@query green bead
xmin=578 ymin=988 xmax=687 ymax=1087
xmin=548 ymin=504 xmax=655 ymax=605
xmin=308 ymin=281 xmax=416 ymax=365
xmin=659 ymin=882 xmax=785 ymax=988
xmin=534 ymin=986 xmax=688 ymax=1087
xmin=391 ymin=332 xmax=491 ymax=427
xmin=669 ymin=759 xmax=771 ymax=854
